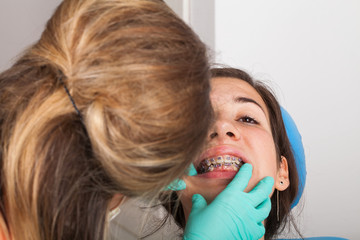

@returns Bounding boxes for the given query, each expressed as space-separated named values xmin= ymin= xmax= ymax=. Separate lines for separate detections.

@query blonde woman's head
xmin=0 ymin=0 xmax=211 ymax=239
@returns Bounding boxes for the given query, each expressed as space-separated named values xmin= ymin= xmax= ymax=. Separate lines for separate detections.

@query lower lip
xmin=197 ymin=170 xmax=237 ymax=179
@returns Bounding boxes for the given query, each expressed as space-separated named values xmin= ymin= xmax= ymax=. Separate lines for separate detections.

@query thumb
xmin=166 ymin=178 xmax=186 ymax=191
xmin=191 ymin=194 xmax=208 ymax=213
xmin=188 ymin=163 xmax=198 ymax=176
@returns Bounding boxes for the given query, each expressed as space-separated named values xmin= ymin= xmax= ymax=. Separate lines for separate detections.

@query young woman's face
xmin=180 ymin=77 xmax=281 ymax=208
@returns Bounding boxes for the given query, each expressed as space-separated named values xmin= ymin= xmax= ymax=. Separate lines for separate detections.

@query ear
xmin=109 ymin=193 xmax=125 ymax=210
xmin=275 ymin=156 xmax=290 ymax=191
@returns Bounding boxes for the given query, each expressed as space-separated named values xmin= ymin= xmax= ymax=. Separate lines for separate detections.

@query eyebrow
xmin=234 ymin=97 xmax=265 ymax=113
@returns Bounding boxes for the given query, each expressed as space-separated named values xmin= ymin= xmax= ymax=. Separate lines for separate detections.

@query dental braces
xmin=197 ymin=155 xmax=244 ymax=174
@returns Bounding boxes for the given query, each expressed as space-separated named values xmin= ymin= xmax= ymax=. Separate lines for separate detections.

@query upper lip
xmin=195 ymin=145 xmax=250 ymax=169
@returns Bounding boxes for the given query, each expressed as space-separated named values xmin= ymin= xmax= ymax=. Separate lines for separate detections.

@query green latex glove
xmin=183 ymin=163 xmax=274 ymax=240
xmin=166 ymin=164 xmax=197 ymax=191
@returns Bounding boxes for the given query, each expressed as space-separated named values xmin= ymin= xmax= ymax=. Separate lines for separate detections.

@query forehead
xmin=210 ymin=77 xmax=269 ymax=115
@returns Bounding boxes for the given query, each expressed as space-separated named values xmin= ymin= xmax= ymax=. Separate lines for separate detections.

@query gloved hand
xmin=166 ymin=163 xmax=197 ymax=191
xmin=183 ymin=163 xmax=274 ymax=240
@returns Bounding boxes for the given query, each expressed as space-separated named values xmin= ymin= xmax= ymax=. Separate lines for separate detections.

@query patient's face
xmin=179 ymin=77 xmax=278 ymax=216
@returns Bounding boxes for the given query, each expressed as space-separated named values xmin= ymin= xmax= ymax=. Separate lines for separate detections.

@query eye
xmin=237 ymin=115 xmax=259 ymax=124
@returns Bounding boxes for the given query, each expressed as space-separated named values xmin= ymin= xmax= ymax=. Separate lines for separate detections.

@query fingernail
xmin=242 ymin=163 xmax=253 ymax=170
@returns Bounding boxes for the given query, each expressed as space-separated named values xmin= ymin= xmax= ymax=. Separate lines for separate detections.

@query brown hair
xmin=165 ymin=67 xmax=300 ymax=239
xmin=0 ymin=0 xmax=212 ymax=239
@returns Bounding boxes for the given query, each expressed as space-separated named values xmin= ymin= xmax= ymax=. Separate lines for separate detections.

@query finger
xmin=255 ymin=222 xmax=266 ymax=240
xmin=243 ymin=221 xmax=266 ymax=240
xmin=253 ymin=197 xmax=272 ymax=223
xmin=191 ymin=194 xmax=208 ymax=213
xmin=188 ymin=163 xmax=197 ymax=176
xmin=165 ymin=178 xmax=186 ymax=191
xmin=248 ymin=176 xmax=274 ymax=207
xmin=223 ymin=163 xmax=253 ymax=194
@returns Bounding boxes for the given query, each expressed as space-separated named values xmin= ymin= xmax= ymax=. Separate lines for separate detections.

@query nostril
xmin=226 ymin=132 xmax=235 ymax=137
xmin=209 ymin=132 xmax=218 ymax=139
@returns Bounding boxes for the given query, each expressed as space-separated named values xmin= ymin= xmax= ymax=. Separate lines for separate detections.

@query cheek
xmin=245 ymin=131 xmax=278 ymax=191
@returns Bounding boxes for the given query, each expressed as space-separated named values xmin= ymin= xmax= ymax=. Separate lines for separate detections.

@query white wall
xmin=211 ymin=0 xmax=360 ymax=239
xmin=165 ymin=0 xmax=215 ymax=51
xmin=0 ymin=0 xmax=62 ymax=71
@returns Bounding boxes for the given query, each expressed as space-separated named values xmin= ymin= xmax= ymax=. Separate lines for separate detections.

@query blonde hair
xmin=0 ymin=0 xmax=211 ymax=239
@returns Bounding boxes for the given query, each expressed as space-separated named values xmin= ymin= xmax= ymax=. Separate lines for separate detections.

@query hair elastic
xmin=58 ymin=71 xmax=83 ymax=121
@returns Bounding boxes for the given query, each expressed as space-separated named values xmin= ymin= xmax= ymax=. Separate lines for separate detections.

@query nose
xmin=209 ymin=119 xmax=240 ymax=140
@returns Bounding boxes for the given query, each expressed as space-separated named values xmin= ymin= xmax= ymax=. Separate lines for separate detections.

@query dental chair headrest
xmin=281 ymin=107 xmax=306 ymax=208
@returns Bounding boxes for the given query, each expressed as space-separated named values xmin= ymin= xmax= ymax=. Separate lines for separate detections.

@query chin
xmin=201 ymin=185 xmax=227 ymax=204
xmin=187 ymin=177 xmax=232 ymax=204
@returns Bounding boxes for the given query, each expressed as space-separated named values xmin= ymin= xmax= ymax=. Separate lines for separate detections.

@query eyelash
xmin=237 ymin=115 xmax=259 ymax=125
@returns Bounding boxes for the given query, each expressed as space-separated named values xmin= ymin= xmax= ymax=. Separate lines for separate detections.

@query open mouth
xmin=196 ymin=155 xmax=245 ymax=174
